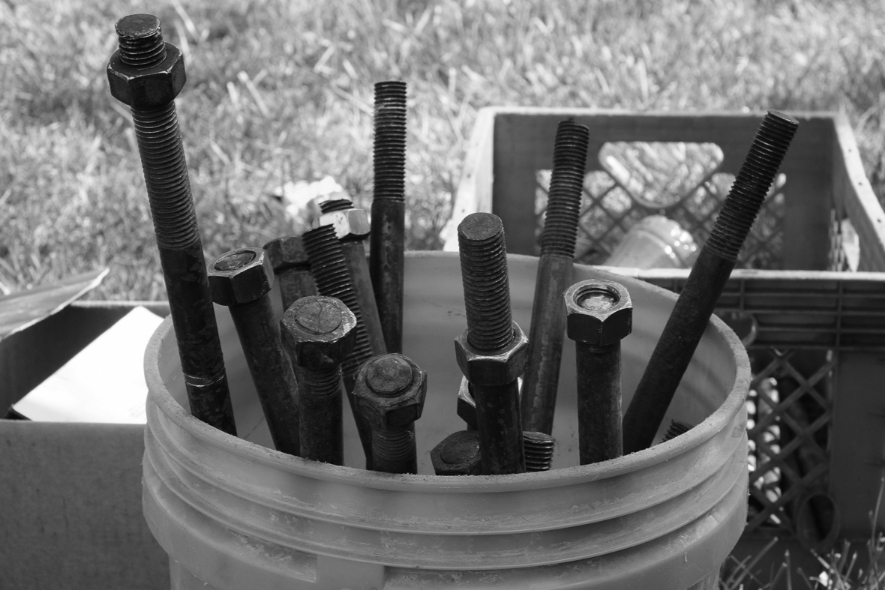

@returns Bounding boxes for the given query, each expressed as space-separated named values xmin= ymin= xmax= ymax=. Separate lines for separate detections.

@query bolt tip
xmin=766 ymin=110 xmax=800 ymax=128
xmin=115 ymin=14 xmax=161 ymax=39
xmin=458 ymin=212 xmax=504 ymax=243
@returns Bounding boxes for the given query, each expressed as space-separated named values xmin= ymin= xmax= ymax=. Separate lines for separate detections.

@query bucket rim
xmin=144 ymin=251 xmax=750 ymax=492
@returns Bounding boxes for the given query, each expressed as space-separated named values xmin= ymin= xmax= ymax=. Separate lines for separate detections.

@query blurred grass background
xmin=2 ymin=0 xmax=885 ymax=300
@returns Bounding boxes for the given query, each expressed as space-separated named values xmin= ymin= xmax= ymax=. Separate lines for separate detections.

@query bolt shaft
xmin=576 ymin=342 xmax=622 ymax=464
xmin=277 ymin=266 xmax=317 ymax=311
xmin=371 ymin=427 xmax=417 ymax=474
xmin=302 ymin=225 xmax=375 ymax=464
xmin=457 ymin=213 xmax=526 ymax=475
xmin=115 ymin=16 xmax=235 ymax=435
xmin=522 ymin=120 xmax=589 ymax=434
xmin=623 ymin=111 xmax=799 ymax=453
xmin=522 ymin=431 xmax=556 ymax=472
xmin=370 ymin=81 xmax=407 ymax=354
xmin=295 ymin=362 xmax=344 ymax=464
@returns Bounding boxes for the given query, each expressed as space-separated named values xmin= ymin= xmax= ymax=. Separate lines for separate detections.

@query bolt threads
xmin=295 ymin=365 xmax=342 ymax=399
xmin=373 ymin=81 xmax=407 ymax=202
xmin=372 ymin=428 xmax=415 ymax=464
xmin=131 ymin=102 xmax=198 ymax=250
xmin=302 ymin=225 xmax=374 ymax=376
xmin=116 ymin=14 xmax=167 ymax=69
xmin=706 ymin=111 xmax=799 ymax=261
xmin=523 ymin=431 xmax=555 ymax=472
xmin=458 ymin=213 xmax=513 ymax=352
xmin=541 ymin=120 xmax=590 ymax=258
xmin=663 ymin=420 xmax=693 ymax=442
xmin=319 ymin=199 xmax=354 ymax=214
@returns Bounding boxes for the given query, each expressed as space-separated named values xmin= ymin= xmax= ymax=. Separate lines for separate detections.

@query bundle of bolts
xmin=108 ymin=13 xmax=798 ymax=477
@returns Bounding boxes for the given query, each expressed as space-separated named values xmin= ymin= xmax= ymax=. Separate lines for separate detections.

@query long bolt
xmin=353 ymin=354 xmax=427 ymax=474
xmin=369 ymin=81 xmax=407 ymax=354
xmin=107 ymin=15 xmax=235 ymax=434
xmin=431 ymin=431 xmax=482 ymax=476
xmin=317 ymin=198 xmax=387 ymax=357
xmin=264 ymin=236 xmax=317 ymax=311
xmin=207 ymin=248 xmax=300 ymax=456
xmin=280 ymin=296 xmax=356 ymax=465
xmin=456 ymin=213 xmax=526 ymax=475
xmin=301 ymin=225 xmax=375 ymax=465
xmin=623 ymin=111 xmax=799 ymax=453
xmin=521 ymin=120 xmax=590 ymax=435
xmin=565 ymin=280 xmax=633 ymax=464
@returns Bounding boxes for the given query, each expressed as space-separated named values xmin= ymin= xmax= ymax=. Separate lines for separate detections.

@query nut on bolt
xmin=565 ymin=280 xmax=633 ymax=346
xmin=454 ymin=322 xmax=529 ymax=386
xmin=208 ymin=248 xmax=274 ymax=306
xmin=107 ymin=35 xmax=185 ymax=108
xmin=317 ymin=208 xmax=371 ymax=241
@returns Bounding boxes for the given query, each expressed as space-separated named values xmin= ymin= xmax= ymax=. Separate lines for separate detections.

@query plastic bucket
xmin=143 ymin=251 xmax=749 ymax=590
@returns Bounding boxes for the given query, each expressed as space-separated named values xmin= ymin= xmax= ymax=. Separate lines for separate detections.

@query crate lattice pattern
xmin=535 ymin=141 xmax=838 ymax=539
xmin=534 ymin=141 xmax=787 ymax=269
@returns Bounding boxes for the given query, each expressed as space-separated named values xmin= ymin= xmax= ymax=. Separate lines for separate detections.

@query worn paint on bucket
xmin=143 ymin=252 xmax=749 ymax=590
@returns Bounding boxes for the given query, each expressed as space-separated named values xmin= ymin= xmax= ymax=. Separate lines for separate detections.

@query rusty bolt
xmin=208 ymin=248 xmax=274 ymax=307
xmin=264 ymin=236 xmax=316 ymax=311
xmin=431 ymin=430 xmax=482 ymax=476
xmin=565 ymin=280 xmax=633 ymax=347
xmin=453 ymin=322 xmax=528 ymax=386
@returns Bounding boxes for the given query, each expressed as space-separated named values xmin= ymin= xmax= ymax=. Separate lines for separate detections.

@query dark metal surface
xmin=521 ymin=120 xmax=589 ymax=435
xmin=623 ymin=111 xmax=799 ymax=453
xmin=208 ymin=247 xmax=300 ymax=456
xmin=264 ymin=236 xmax=316 ymax=311
xmin=456 ymin=213 xmax=526 ymax=475
xmin=353 ymin=354 xmax=426 ymax=474
xmin=280 ymin=296 xmax=356 ymax=465
xmin=108 ymin=14 xmax=235 ymax=435
xmin=370 ymin=81 xmax=407 ymax=354
xmin=522 ymin=431 xmax=555 ymax=472
xmin=430 ymin=430 xmax=482 ymax=476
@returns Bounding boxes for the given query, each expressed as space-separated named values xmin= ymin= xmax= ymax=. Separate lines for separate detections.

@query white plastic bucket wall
xmin=143 ymin=252 xmax=750 ymax=590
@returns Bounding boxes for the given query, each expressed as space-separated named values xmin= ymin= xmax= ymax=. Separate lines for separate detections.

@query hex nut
xmin=430 ymin=430 xmax=482 ymax=476
xmin=208 ymin=247 xmax=274 ymax=307
xmin=280 ymin=296 xmax=356 ymax=370
xmin=107 ymin=44 xmax=186 ymax=109
xmin=316 ymin=208 xmax=370 ymax=241
xmin=454 ymin=322 xmax=528 ymax=386
xmin=264 ymin=236 xmax=309 ymax=272
xmin=353 ymin=354 xmax=427 ymax=429
xmin=564 ymin=279 xmax=633 ymax=346
xmin=456 ymin=377 xmax=478 ymax=430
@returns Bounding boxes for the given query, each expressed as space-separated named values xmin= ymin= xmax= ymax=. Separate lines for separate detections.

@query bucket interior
xmin=154 ymin=252 xmax=740 ymax=473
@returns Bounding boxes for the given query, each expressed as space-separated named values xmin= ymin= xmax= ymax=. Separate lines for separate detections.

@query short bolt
xmin=565 ymin=279 xmax=632 ymax=465
xmin=521 ymin=120 xmax=590 ymax=435
xmin=281 ymin=296 xmax=356 ymax=465
xmin=431 ymin=431 xmax=482 ymax=476
xmin=314 ymin=199 xmax=387 ymax=357
xmin=302 ymin=224 xmax=376 ymax=466
xmin=370 ymin=80 xmax=408 ymax=354
xmin=353 ymin=354 xmax=427 ymax=474
xmin=623 ymin=111 xmax=799 ymax=453
xmin=107 ymin=14 xmax=235 ymax=434
xmin=208 ymin=247 xmax=301 ymax=456
xmin=264 ymin=236 xmax=317 ymax=311
xmin=456 ymin=212 xmax=526 ymax=475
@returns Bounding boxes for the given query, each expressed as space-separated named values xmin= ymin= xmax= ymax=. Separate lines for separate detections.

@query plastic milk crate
xmin=441 ymin=108 xmax=885 ymax=583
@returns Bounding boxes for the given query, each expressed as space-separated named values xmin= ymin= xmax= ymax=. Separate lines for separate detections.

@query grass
xmin=3 ymin=0 xmax=885 ymax=299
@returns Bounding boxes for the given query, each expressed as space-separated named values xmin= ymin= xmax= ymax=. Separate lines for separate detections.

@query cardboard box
xmin=0 ymin=301 xmax=170 ymax=590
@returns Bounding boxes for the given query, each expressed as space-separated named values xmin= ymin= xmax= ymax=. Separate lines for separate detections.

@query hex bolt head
xmin=316 ymin=208 xmax=371 ymax=241
xmin=281 ymin=296 xmax=357 ymax=370
xmin=564 ymin=280 xmax=633 ymax=346
xmin=264 ymin=236 xmax=310 ymax=273
xmin=431 ymin=431 xmax=482 ymax=476
xmin=454 ymin=321 xmax=528 ymax=386
xmin=207 ymin=247 xmax=275 ymax=307
xmin=354 ymin=354 xmax=427 ymax=429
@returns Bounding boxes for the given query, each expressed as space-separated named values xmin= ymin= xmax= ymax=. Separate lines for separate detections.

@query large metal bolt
xmin=565 ymin=279 xmax=632 ymax=465
xmin=301 ymin=224 xmax=376 ymax=466
xmin=264 ymin=236 xmax=317 ymax=311
xmin=107 ymin=14 xmax=235 ymax=434
xmin=369 ymin=80 xmax=407 ymax=354
xmin=315 ymin=198 xmax=387 ymax=357
xmin=353 ymin=354 xmax=427 ymax=474
xmin=280 ymin=296 xmax=356 ymax=465
xmin=430 ymin=431 xmax=482 ymax=476
xmin=208 ymin=247 xmax=301 ymax=456
xmin=455 ymin=212 xmax=527 ymax=475
xmin=521 ymin=120 xmax=590 ymax=435
xmin=622 ymin=111 xmax=799 ymax=453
